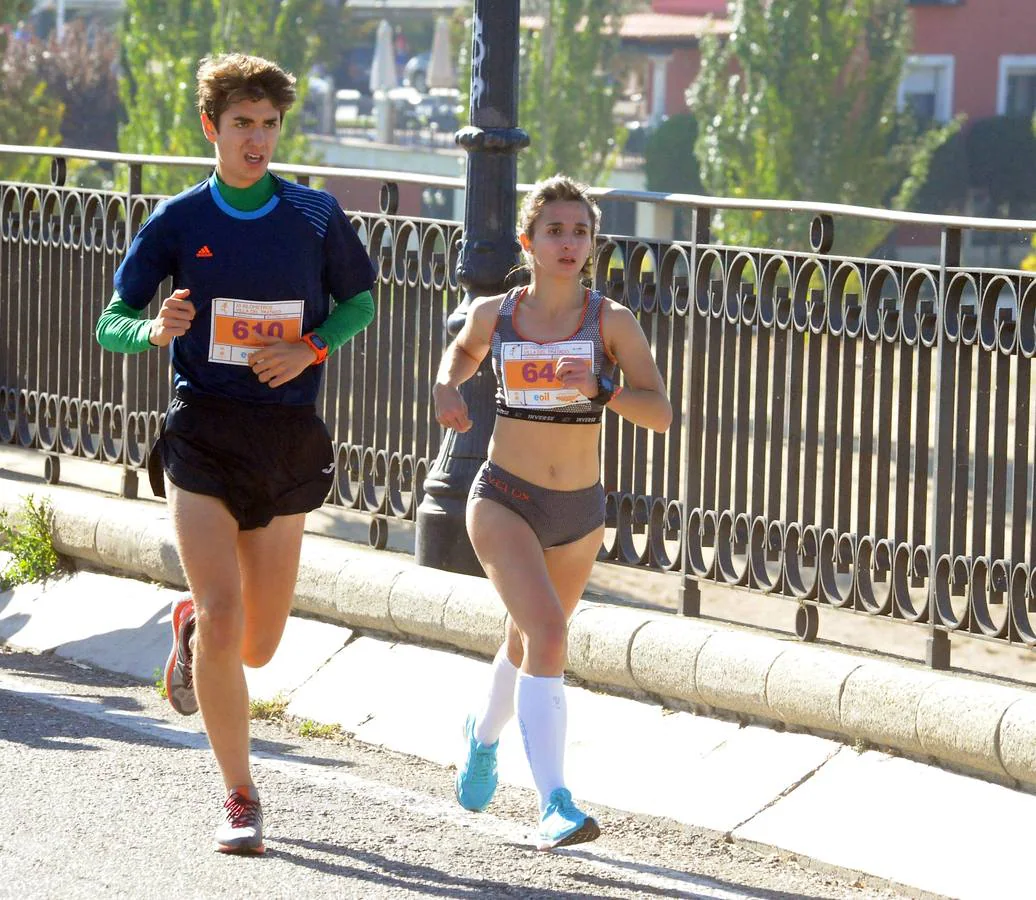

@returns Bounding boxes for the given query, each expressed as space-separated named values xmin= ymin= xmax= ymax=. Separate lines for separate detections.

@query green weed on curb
xmin=298 ymin=720 xmax=344 ymax=740
xmin=151 ymin=680 xmax=344 ymax=742
xmin=0 ymin=496 xmax=60 ymax=591
xmin=250 ymin=696 xmax=345 ymax=741
xmin=152 ymin=667 xmax=167 ymax=700
xmin=250 ymin=695 xmax=289 ymax=722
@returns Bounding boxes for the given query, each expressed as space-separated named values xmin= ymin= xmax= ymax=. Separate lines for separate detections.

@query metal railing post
xmin=926 ymin=226 xmax=962 ymax=669
xmin=119 ymin=162 xmax=143 ymax=499
xmin=679 ymin=205 xmax=711 ymax=616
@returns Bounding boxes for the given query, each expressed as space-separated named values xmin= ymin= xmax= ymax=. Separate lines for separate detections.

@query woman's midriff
xmin=487 ymin=416 xmax=602 ymax=491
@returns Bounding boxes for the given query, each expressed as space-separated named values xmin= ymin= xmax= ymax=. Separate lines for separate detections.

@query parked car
xmin=402 ymin=53 xmax=429 ymax=93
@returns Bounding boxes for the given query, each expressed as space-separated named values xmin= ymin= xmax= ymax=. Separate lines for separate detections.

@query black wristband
xmin=590 ymin=372 xmax=619 ymax=408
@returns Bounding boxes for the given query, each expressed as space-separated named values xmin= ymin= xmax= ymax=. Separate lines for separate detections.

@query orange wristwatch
xmin=301 ymin=332 xmax=329 ymax=365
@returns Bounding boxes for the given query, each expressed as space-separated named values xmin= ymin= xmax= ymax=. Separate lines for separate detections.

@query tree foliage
xmin=964 ymin=116 xmax=1036 ymax=216
xmin=0 ymin=21 xmax=121 ymax=184
xmin=42 ymin=22 xmax=121 ymax=152
xmin=643 ymin=113 xmax=703 ymax=241
xmin=518 ymin=0 xmax=626 ymax=186
xmin=910 ymin=127 xmax=967 ymax=214
xmin=119 ymin=0 xmax=330 ymax=196
xmin=688 ymin=0 xmax=959 ymax=254
xmin=1 ymin=2 xmax=33 ymax=27
xmin=644 ymin=113 xmax=702 ymax=195
xmin=913 ymin=115 xmax=1036 ymax=220
xmin=0 ymin=26 xmax=63 ymax=183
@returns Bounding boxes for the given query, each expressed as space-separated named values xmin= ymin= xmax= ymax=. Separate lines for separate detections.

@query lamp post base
xmin=414 ymin=487 xmax=483 ymax=576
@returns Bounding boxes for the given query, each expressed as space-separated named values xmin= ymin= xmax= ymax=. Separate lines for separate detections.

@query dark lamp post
xmin=415 ymin=0 xmax=528 ymax=575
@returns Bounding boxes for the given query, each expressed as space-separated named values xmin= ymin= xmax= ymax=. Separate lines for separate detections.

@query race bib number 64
xmin=208 ymin=298 xmax=305 ymax=366
xmin=500 ymin=339 xmax=594 ymax=408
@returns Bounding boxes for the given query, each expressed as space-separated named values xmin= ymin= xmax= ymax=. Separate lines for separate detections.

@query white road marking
xmin=0 ymin=675 xmax=765 ymax=899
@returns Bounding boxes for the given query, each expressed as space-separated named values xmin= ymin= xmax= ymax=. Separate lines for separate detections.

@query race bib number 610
xmin=208 ymin=298 xmax=305 ymax=366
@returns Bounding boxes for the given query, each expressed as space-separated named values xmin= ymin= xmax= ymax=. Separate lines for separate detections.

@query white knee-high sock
xmin=516 ymin=672 xmax=567 ymax=812
xmin=473 ymin=645 xmax=519 ymax=745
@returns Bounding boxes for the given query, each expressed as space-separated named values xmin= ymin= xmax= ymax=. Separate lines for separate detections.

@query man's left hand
xmin=248 ymin=335 xmax=319 ymax=388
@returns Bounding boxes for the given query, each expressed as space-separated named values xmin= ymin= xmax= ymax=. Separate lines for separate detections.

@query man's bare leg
xmin=237 ymin=512 xmax=305 ymax=669
xmin=169 ymin=484 xmax=306 ymax=789
xmin=168 ymin=485 xmax=251 ymax=789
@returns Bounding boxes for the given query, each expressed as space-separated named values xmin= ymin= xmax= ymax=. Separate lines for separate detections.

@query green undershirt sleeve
xmin=95 ymin=292 xmax=153 ymax=354
xmin=313 ymin=289 xmax=375 ymax=354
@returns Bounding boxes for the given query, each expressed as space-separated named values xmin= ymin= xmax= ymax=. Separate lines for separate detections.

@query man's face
xmin=201 ymin=97 xmax=282 ymax=188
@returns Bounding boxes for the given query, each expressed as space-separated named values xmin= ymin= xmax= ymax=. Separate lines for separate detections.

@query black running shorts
xmin=148 ymin=388 xmax=335 ymax=531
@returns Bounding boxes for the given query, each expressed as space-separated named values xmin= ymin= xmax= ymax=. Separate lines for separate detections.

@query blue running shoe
xmin=535 ymin=788 xmax=600 ymax=851
xmin=455 ymin=714 xmax=499 ymax=811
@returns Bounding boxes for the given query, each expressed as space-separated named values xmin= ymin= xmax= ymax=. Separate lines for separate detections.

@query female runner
xmin=433 ymin=175 xmax=672 ymax=849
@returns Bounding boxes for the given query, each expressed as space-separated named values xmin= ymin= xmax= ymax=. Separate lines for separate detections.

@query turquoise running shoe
xmin=535 ymin=788 xmax=600 ymax=851
xmin=455 ymin=714 xmax=499 ymax=811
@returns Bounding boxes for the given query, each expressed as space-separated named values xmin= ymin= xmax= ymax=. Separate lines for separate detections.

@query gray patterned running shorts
xmin=468 ymin=460 xmax=605 ymax=549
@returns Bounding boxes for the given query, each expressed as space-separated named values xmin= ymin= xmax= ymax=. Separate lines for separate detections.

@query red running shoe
xmin=215 ymin=787 xmax=265 ymax=855
xmin=164 ymin=596 xmax=198 ymax=715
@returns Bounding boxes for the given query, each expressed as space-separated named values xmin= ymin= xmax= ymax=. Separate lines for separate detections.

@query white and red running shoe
xmin=163 ymin=596 xmax=198 ymax=716
xmin=215 ymin=787 xmax=265 ymax=855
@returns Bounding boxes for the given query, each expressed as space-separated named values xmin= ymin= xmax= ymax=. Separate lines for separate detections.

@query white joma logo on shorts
xmin=321 ymin=463 xmax=335 ymax=474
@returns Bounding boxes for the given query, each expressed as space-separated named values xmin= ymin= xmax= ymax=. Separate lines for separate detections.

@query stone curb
xmin=3 ymin=483 xmax=1036 ymax=791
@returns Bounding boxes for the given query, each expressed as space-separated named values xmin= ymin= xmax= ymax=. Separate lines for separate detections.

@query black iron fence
xmin=4 ymin=145 xmax=1036 ymax=669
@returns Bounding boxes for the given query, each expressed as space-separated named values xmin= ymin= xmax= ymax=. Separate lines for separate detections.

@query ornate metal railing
xmin=1 ymin=147 xmax=463 ymax=548
xmin=3 ymin=145 xmax=1036 ymax=669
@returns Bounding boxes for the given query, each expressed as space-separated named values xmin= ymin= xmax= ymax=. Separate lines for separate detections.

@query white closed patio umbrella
xmin=369 ymin=20 xmax=398 ymax=143
xmin=426 ymin=16 xmax=456 ymax=92
xmin=369 ymin=19 xmax=399 ymax=95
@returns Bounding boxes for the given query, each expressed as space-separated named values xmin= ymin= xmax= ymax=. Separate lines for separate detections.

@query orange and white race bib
xmin=500 ymin=340 xmax=594 ymax=407
xmin=207 ymin=298 xmax=305 ymax=366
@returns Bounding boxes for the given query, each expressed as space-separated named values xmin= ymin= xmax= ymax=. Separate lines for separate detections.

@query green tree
xmin=119 ymin=0 xmax=328 ymax=196
xmin=965 ymin=116 xmax=1036 ymax=218
xmin=644 ymin=113 xmax=702 ymax=240
xmin=0 ymin=27 xmax=63 ymax=183
xmin=688 ymin=0 xmax=959 ymax=254
xmin=518 ymin=0 xmax=627 ymax=186
xmin=644 ymin=113 xmax=702 ymax=195
xmin=40 ymin=22 xmax=122 ymax=152
xmin=910 ymin=127 xmax=968 ymax=214
xmin=118 ymin=0 xmax=218 ymax=193
xmin=1 ymin=1 xmax=32 ymax=27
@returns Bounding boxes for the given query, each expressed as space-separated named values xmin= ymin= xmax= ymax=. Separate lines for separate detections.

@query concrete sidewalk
xmin=2 ymin=464 xmax=1036 ymax=898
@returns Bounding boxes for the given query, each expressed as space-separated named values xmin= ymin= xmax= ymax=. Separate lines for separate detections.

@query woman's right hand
xmin=149 ymin=288 xmax=195 ymax=347
xmin=433 ymin=382 xmax=472 ymax=433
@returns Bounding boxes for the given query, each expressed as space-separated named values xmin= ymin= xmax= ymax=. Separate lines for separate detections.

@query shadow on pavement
xmin=0 ymin=650 xmax=353 ymax=769
xmin=269 ymin=835 xmax=613 ymax=899
xmin=566 ymin=868 xmax=832 ymax=900
xmin=271 ymin=835 xmax=834 ymax=900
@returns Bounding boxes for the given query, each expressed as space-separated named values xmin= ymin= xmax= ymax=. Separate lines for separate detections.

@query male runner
xmin=95 ymin=53 xmax=376 ymax=854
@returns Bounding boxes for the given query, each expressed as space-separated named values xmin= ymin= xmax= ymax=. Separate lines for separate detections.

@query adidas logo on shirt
xmin=195 ymin=245 xmax=214 ymax=258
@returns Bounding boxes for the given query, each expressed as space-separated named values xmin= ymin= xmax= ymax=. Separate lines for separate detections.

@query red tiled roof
xmin=520 ymin=12 xmax=731 ymax=42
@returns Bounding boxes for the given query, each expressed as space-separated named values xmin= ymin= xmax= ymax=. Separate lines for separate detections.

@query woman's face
xmin=520 ymin=200 xmax=594 ymax=279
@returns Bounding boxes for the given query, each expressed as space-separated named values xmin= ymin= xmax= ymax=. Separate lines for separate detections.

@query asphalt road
xmin=0 ymin=648 xmax=911 ymax=900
